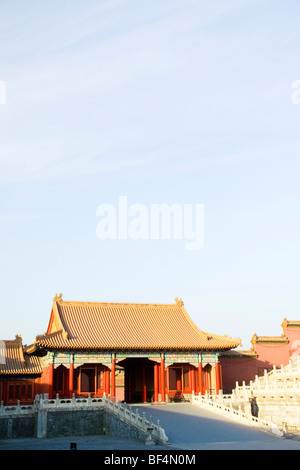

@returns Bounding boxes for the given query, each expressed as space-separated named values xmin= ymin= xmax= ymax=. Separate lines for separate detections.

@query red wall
xmin=221 ymin=326 xmax=300 ymax=394
xmin=252 ymin=342 xmax=290 ymax=368
xmin=284 ymin=326 xmax=300 ymax=357
xmin=220 ymin=356 xmax=258 ymax=394
xmin=35 ymin=364 xmax=53 ymax=397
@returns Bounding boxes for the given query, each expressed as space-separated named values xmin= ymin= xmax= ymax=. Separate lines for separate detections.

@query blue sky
xmin=0 ymin=0 xmax=299 ymax=349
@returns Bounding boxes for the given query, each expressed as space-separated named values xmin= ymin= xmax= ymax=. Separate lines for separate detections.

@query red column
xmin=48 ymin=362 xmax=54 ymax=399
xmin=215 ymin=362 xmax=220 ymax=395
xmin=160 ymin=357 xmax=165 ymax=402
xmin=142 ymin=363 xmax=147 ymax=403
xmin=107 ymin=369 xmax=111 ymax=396
xmin=191 ymin=367 xmax=195 ymax=393
xmin=69 ymin=363 xmax=74 ymax=398
xmin=205 ymin=369 xmax=209 ymax=393
xmin=104 ymin=369 xmax=110 ymax=396
xmin=103 ymin=368 xmax=106 ymax=397
xmin=219 ymin=364 xmax=223 ymax=391
xmin=111 ymin=357 xmax=116 ymax=401
xmin=198 ymin=362 xmax=203 ymax=395
xmin=154 ymin=363 xmax=159 ymax=402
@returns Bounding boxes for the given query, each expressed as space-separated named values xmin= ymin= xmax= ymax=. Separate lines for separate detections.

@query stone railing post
xmin=39 ymin=395 xmax=44 ymax=409
xmin=135 ymin=408 xmax=139 ymax=426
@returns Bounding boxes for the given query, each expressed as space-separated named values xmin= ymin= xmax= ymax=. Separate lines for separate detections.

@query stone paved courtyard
xmin=0 ymin=403 xmax=300 ymax=450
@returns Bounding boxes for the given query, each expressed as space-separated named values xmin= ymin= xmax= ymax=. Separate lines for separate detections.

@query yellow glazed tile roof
xmin=281 ymin=318 xmax=300 ymax=328
xmin=34 ymin=295 xmax=241 ymax=351
xmin=251 ymin=333 xmax=288 ymax=344
xmin=0 ymin=336 xmax=43 ymax=375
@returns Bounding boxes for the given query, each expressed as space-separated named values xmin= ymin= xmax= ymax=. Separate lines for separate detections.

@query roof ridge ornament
xmin=53 ymin=293 xmax=63 ymax=302
xmin=175 ymin=297 xmax=184 ymax=307
xmin=251 ymin=333 xmax=258 ymax=343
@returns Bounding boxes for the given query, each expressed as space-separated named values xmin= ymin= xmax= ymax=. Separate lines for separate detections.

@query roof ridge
xmin=52 ymin=293 xmax=186 ymax=308
xmin=251 ymin=333 xmax=288 ymax=343
xmin=52 ymin=301 xmax=69 ymax=337
xmin=180 ymin=307 xmax=240 ymax=347
xmin=3 ymin=335 xmax=22 ymax=345
xmin=36 ymin=329 xmax=65 ymax=340
xmin=281 ymin=318 xmax=300 ymax=328
xmin=180 ymin=307 xmax=208 ymax=339
xmin=184 ymin=306 xmax=241 ymax=347
xmin=3 ymin=335 xmax=26 ymax=365
xmin=56 ymin=300 xmax=180 ymax=308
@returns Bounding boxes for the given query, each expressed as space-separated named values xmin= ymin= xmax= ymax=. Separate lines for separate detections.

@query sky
xmin=0 ymin=0 xmax=299 ymax=350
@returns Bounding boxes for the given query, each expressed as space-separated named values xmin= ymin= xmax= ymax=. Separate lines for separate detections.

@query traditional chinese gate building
xmin=0 ymin=335 xmax=42 ymax=405
xmin=27 ymin=295 xmax=241 ymax=403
